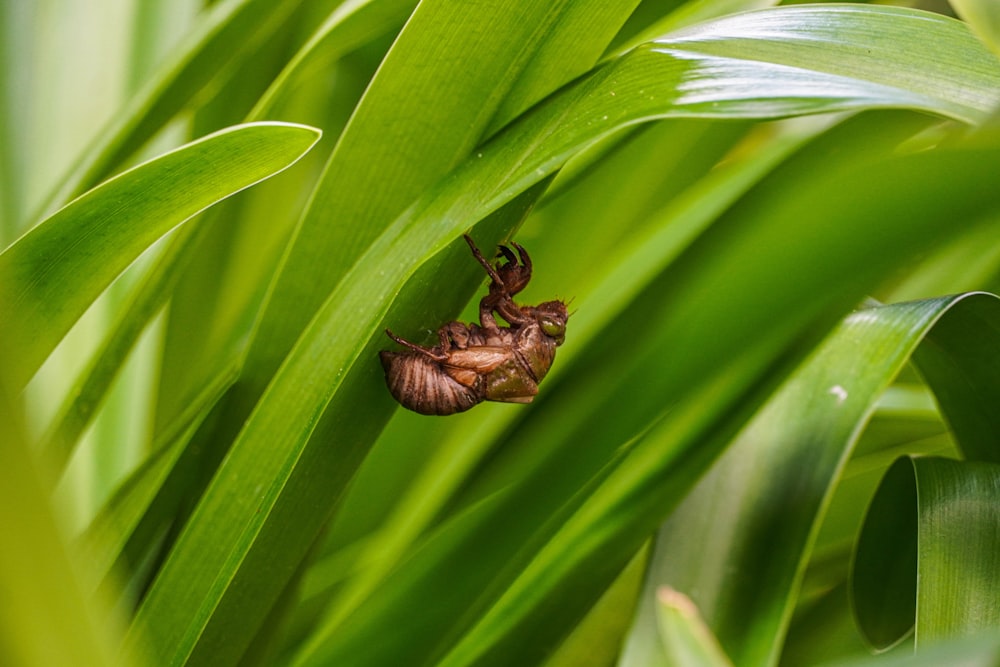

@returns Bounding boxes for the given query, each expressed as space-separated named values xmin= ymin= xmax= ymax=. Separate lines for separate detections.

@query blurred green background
xmin=2 ymin=1 xmax=1000 ymax=666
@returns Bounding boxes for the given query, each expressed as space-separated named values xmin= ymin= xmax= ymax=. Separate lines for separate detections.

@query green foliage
xmin=0 ymin=123 xmax=320 ymax=388
xmin=2 ymin=2 xmax=1000 ymax=666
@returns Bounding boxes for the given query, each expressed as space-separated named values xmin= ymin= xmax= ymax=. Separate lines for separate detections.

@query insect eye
xmin=540 ymin=318 xmax=564 ymax=337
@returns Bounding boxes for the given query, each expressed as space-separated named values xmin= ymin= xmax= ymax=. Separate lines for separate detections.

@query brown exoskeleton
xmin=379 ymin=235 xmax=568 ymax=416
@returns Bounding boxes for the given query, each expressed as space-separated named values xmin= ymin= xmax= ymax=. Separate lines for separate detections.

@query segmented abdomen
xmin=379 ymin=351 xmax=481 ymax=416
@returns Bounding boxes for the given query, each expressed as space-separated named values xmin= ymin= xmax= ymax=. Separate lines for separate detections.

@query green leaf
xmin=0 ymin=3 xmax=29 ymax=239
xmin=854 ymin=455 xmax=1000 ymax=649
xmin=249 ymin=0 xmax=418 ymax=119
xmin=241 ymin=0 xmax=640 ymax=403
xmin=0 ymin=121 xmax=321 ymax=389
xmin=952 ymin=0 xmax=1000 ymax=57
xmin=77 ymin=360 xmax=239 ymax=593
xmin=0 ymin=347 xmax=128 ymax=667
xmin=821 ymin=635 xmax=1000 ymax=667
xmin=121 ymin=6 xmax=1000 ymax=666
xmin=654 ymin=5 xmax=1000 ymax=124
xmin=618 ymin=0 xmax=780 ymax=49
xmin=850 ymin=291 xmax=1000 ymax=650
xmin=40 ymin=0 xmax=408 ymax=468
xmin=399 ymin=140 xmax=1000 ymax=666
xmin=653 ymin=589 xmax=734 ymax=667
xmin=911 ymin=292 xmax=1000 ymax=465
xmin=620 ymin=293 xmax=1000 ymax=667
xmin=39 ymin=0 xmax=329 ymax=211
xmin=39 ymin=223 xmax=202 ymax=471
xmin=543 ymin=544 xmax=649 ymax=667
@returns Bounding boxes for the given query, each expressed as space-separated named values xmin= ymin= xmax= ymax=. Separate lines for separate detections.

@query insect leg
xmin=384 ymin=329 xmax=448 ymax=361
xmin=466 ymin=234 xmax=533 ymax=330
xmin=510 ymin=242 xmax=531 ymax=272
xmin=494 ymin=243 xmax=532 ymax=297
xmin=437 ymin=327 xmax=451 ymax=350
xmin=479 ymin=299 xmax=503 ymax=333
xmin=496 ymin=298 xmax=530 ymax=326
xmin=497 ymin=245 xmax=518 ymax=266
xmin=464 ymin=234 xmax=504 ymax=286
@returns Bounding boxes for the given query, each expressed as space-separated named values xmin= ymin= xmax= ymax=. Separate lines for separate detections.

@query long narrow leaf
xmin=293 ymin=134 xmax=1000 ymax=667
xmin=854 ymin=456 xmax=1000 ymax=649
xmin=38 ymin=0 xmax=325 ymax=212
xmin=434 ymin=147 xmax=1000 ymax=666
xmin=46 ymin=0 xmax=407 ymax=465
xmin=0 ymin=122 xmax=320 ymax=389
xmin=124 ymin=6 xmax=1000 ymax=667
xmin=0 ymin=346 xmax=128 ymax=667
xmin=620 ymin=293 xmax=1000 ymax=667
xmin=241 ymin=0 xmax=640 ymax=400
xmin=952 ymin=0 xmax=1000 ymax=55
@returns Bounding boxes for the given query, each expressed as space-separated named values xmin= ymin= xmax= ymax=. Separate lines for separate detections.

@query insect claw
xmin=497 ymin=245 xmax=518 ymax=265
xmin=489 ymin=241 xmax=531 ymax=299
xmin=510 ymin=242 xmax=530 ymax=270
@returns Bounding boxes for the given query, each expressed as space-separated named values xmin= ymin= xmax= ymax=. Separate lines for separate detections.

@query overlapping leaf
xmin=0 ymin=122 xmax=320 ymax=389
xmin=8 ymin=3 xmax=1000 ymax=667
xmin=622 ymin=293 xmax=1000 ymax=667
xmin=119 ymin=7 xmax=1000 ymax=666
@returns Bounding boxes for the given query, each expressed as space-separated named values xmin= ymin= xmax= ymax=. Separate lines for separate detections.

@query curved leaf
xmin=39 ymin=0 xmax=328 ymax=212
xmin=656 ymin=5 xmax=1000 ymax=124
xmin=952 ymin=0 xmax=1000 ymax=56
xmin=854 ymin=455 xmax=1000 ymax=649
xmin=78 ymin=361 xmax=239 ymax=593
xmin=38 ymin=0 xmax=411 ymax=468
xmin=620 ymin=293 xmax=1000 ymax=667
xmin=123 ymin=6 xmax=1000 ymax=666
xmin=0 ymin=121 xmax=321 ymax=389
xmin=241 ymin=0 xmax=640 ymax=400
xmin=911 ymin=293 xmax=1000 ymax=464
xmin=291 ymin=137 xmax=1000 ymax=667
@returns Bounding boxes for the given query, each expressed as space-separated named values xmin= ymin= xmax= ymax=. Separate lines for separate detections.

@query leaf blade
xmin=0 ymin=121 xmax=321 ymax=388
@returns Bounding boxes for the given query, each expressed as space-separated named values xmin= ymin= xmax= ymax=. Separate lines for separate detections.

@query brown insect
xmin=379 ymin=235 xmax=569 ymax=416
